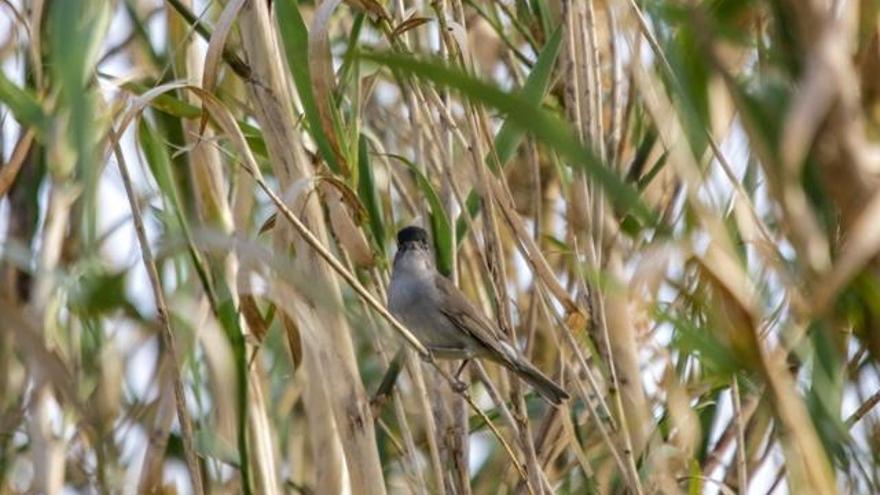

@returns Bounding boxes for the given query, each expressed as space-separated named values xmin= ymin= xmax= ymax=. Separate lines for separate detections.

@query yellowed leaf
xmin=391 ymin=16 xmax=431 ymax=40
xmin=201 ymin=0 xmax=246 ymax=132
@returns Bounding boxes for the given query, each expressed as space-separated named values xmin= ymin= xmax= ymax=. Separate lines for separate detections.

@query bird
xmin=388 ymin=225 xmax=569 ymax=405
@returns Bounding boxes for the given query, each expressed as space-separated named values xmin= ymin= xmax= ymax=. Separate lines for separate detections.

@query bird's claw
xmin=451 ymin=380 xmax=468 ymax=394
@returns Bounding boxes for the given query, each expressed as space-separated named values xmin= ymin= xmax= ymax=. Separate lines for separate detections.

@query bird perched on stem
xmin=388 ymin=226 xmax=569 ymax=405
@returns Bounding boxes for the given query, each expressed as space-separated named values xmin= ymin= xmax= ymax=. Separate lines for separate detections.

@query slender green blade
xmin=0 ymin=71 xmax=47 ymax=136
xmin=357 ymin=135 xmax=386 ymax=253
xmin=358 ymin=45 xmax=654 ymax=235
xmin=458 ymin=26 xmax=563 ymax=242
xmin=275 ymin=0 xmax=343 ymax=174
xmin=386 ymin=153 xmax=453 ymax=276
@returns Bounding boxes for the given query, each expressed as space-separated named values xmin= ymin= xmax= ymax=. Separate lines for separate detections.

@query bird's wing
xmin=433 ymin=274 xmax=513 ymax=362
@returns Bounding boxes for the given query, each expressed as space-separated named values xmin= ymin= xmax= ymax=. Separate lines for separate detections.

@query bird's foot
xmin=451 ymin=380 xmax=468 ymax=394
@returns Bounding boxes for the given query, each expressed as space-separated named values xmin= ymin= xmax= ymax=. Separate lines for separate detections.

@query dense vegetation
xmin=1 ymin=0 xmax=879 ymax=493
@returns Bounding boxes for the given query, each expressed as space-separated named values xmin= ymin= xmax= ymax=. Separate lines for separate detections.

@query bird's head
xmin=396 ymin=226 xmax=430 ymax=252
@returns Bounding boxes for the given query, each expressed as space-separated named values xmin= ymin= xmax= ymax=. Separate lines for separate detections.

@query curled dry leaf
xmin=308 ymin=0 xmax=349 ymax=174
xmin=391 ymin=16 xmax=431 ymax=41
xmin=203 ymin=0 xmax=245 ymax=94
xmin=320 ymin=180 xmax=374 ymax=268
xmin=258 ymin=213 xmax=277 ymax=235
xmin=264 ymin=174 xmax=373 ymax=266
xmin=281 ymin=313 xmax=303 ymax=370
xmin=201 ymin=0 xmax=247 ymax=132
xmin=317 ymin=175 xmax=369 ymax=222
xmin=241 ymin=293 xmax=270 ymax=343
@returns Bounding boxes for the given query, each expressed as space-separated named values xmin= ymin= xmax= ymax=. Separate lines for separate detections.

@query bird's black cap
xmin=397 ymin=226 xmax=428 ymax=245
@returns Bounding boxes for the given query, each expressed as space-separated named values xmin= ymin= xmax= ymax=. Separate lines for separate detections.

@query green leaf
xmin=70 ymin=269 xmax=128 ymax=315
xmin=138 ymin=120 xmax=182 ymax=212
xmin=0 ymin=71 xmax=48 ymax=137
xmin=688 ymin=459 xmax=703 ymax=495
xmin=530 ymin=0 xmax=553 ymax=45
xmin=121 ymin=81 xmax=201 ymax=118
xmin=357 ymin=135 xmax=386 ymax=253
xmin=48 ymin=0 xmax=111 ymax=243
xmin=138 ymin=119 xmax=219 ymax=358
xmin=665 ymin=312 xmax=739 ymax=376
xmin=275 ymin=0 xmax=343 ymax=174
xmin=215 ymin=287 xmax=252 ymax=493
xmin=337 ymin=13 xmax=367 ymax=96
xmin=385 ymin=153 xmax=453 ymax=276
xmin=493 ymin=26 xmax=563 ymax=169
xmin=357 ymin=42 xmax=654 ymax=241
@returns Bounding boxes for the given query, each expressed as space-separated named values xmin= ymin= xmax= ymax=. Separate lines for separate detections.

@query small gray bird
xmin=388 ymin=226 xmax=569 ymax=405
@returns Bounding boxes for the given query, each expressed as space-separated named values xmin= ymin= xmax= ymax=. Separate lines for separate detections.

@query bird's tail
xmin=504 ymin=356 xmax=569 ymax=406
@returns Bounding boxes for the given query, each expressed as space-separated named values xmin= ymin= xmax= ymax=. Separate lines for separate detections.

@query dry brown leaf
xmin=0 ymin=129 xmax=34 ymax=197
xmin=317 ymin=175 xmax=368 ymax=222
xmin=281 ymin=312 xmax=303 ymax=370
xmin=390 ymin=16 xmax=431 ymax=40
xmin=320 ymin=181 xmax=374 ymax=268
xmin=265 ymin=174 xmax=373 ymax=266
xmin=779 ymin=27 xmax=842 ymax=175
xmin=259 ymin=212 xmax=277 ymax=234
xmin=241 ymin=293 xmax=270 ymax=343
xmin=308 ymin=0 xmax=349 ymax=174
xmin=119 ymin=81 xmax=190 ymax=136
xmin=201 ymin=0 xmax=246 ymax=132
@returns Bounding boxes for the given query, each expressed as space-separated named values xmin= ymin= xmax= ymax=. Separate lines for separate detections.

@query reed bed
xmin=0 ymin=0 xmax=878 ymax=493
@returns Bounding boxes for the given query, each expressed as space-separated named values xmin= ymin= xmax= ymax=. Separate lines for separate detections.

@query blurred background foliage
xmin=0 ymin=0 xmax=879 ymax=493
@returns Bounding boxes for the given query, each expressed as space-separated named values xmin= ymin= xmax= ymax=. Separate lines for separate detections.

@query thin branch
xmin=846 ymin=389 xmax=880 ymax=427
xmin=732 ymin=375 xmax=748 ymax=492
xmin=109 ymin=126 xmax=205 ymax=495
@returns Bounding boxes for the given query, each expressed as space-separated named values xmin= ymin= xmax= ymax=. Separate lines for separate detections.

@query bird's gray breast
xmin=388 ymin=272 xmax=439 ymax=331
xmin=388 ymin=272 xmax=469 ymax=354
